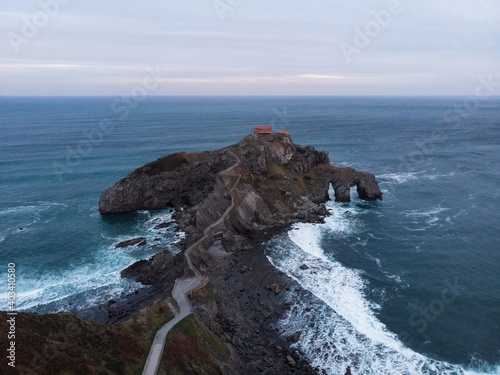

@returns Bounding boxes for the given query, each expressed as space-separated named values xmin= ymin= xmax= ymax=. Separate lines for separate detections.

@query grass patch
xmin=130 ymin=152 xmax=190 ymax=177
xmin=158 ymin=315 xmax=229 ymax=375
xmin=0 ymin=300 xmax=174 ymax=375
xmin=191 ymin=282 xmax=219 ymax=305
xmin=254 ymin=162 xmax=312 ymax=211
xmin=129 ymin=151 xmax=214 ymax=178
xmin=120 ymin=300 xmax=174 ymax=370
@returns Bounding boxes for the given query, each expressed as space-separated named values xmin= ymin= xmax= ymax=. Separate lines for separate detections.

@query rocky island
xmin=101 ymin=132 xmax=382 ymax=374
xmin=0 ymin=133 xmax=382 ymax=375
xmin=99 ymin=133 xmax=382 ymax=216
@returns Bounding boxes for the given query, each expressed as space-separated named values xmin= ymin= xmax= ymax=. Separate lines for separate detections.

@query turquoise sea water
xmin=0 ymin=97 xmax=498 ymax=374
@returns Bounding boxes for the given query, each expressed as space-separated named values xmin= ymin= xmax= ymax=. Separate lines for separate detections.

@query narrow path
xmin=142 ymin=151 xmax=241 ymax=375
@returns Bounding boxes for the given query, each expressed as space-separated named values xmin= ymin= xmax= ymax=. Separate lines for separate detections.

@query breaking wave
xmin=266 ymin=202 xmax=499 ymax=375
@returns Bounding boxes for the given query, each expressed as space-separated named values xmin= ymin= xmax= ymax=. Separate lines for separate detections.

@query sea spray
xmin=0 ymin=208 xmax=182 ymax=314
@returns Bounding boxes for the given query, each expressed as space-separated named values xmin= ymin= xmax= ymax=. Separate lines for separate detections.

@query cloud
xmin=0 ymin=0 xmax=499 ymax=95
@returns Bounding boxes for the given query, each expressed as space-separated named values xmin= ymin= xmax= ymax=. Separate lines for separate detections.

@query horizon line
xmin=2 ymin=94 xmax=500 ymax=98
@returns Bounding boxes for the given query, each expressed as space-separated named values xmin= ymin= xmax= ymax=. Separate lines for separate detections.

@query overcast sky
xmin=1 ymin=0 xmax=499 ymax=95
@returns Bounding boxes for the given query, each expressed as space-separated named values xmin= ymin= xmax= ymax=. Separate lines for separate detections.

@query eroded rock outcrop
xmin=120 ymin=250 xmax=180 ymax=284
xmin=99 ymin=151 xmax=234 ymax=214
xmin=330 ymin=168 xmax=383 ymax=203
xmin=100 ymin=134 xmax=382 ymax=223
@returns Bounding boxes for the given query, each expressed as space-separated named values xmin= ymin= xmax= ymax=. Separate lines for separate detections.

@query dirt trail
xmin=142 ymin=151 xmax=241 ymax=375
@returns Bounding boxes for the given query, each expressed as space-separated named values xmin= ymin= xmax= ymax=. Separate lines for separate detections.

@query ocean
xmin=0 ymin=96 xmax=498 ymax=374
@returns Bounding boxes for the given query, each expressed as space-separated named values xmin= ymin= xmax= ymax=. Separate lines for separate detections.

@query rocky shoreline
xmin=110 ymin=227 xmax=322 ymax=374
xmin=98 ymin=229 xmax=329 ymax=373
xmin=98 ymin=133 xmax=382 ymax=374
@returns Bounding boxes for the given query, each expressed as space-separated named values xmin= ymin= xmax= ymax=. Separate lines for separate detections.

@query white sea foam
xmin=266 ymin=203 xmax=497 ymax=375
xmin=106 ymin=210 xmax=183 ymax=255
xmin=11 ymin=245 xmax=145 ymax=311
xmin=365 ymin=252 xmax=382 ymax=268
xmin=140 ymin=210 xmax=183 ymax=254
xmin=378 ymin=172 xmax=421 ymax=184
xmin=0 ymin=202 xmax=68 ymax=216
xmin=402 ymin=207 xmax=449 ymax=218
xmin=0 ymin=202 xmax=68 ymax=235
xmin=12 ymin=208 xmax=182 ymax=313
xmin=288 ymin=223 xmax=326 ymax=261
xmin=404 ymin=226 xmax=427 ymax=232
xmin=0 ymin=205 xmax=38 ymax=216
xmin=378 ymin=171 xmax=457 ymax=185
xmin=425 ymin=171 xmax=456 ymax=180
xmin=402 ymin=206 xmax=449 ymax=230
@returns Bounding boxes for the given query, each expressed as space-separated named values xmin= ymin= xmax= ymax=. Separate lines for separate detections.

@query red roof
xmin=254 ymin=126 xmax=272 ymax=134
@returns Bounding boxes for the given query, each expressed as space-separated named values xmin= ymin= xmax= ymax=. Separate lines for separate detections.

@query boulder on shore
xmin=115 ymin=237 xmax=147 ymax=248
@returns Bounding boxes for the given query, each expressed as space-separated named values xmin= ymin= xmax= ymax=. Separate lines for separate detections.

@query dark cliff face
xmin=99 ymin=151 xmax=234 ymax=214
xmin=99 ymin=134 xmax=382 ymax=218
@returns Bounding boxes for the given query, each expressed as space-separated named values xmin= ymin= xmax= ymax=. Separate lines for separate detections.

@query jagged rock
xmin=299 ymin=264 xmax=310 ymax=270
xmin=286 ymin=355 xmax=296 ymax=367
xmin=270 ymin=173 xmax=288 ymax=180
xmin=99 ymin=151 xmax=233 ymax=214
xmin=329 ymin=168 xmax=383 ymax=203
xmin=287 ymin=331 xmax=302 ymax=343
xmin=153 ymin=221 xmax=172 ymax=229
xmin=121 ymin=251 xmax=175 ymax=284
xmin=107 ymin=300 xmax=119 ymax=317
xmin=115 ymin=237 xmax=147 ymax=248
xmin=239 ymin=265 xmax=252 ymax=273
xmin=345 ymin=365 xmax=352 ymax=375
xmin=100 ymin=134 xmax=382 ymax=217
xmin=355 ymin=171 xmax=384 ymax=201
xmin=120 ymin=260 xmax=148 ymax=280
xmin=266 ymin=283 xmax=284 ymax=295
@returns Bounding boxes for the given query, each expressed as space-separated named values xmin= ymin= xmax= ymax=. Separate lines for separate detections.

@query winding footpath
xmin=142 ymin=151 xmax=241 ymax=375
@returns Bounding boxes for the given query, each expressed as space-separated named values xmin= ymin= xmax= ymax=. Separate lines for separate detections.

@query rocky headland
xmin=99 ymin=133 xmax=382 ymax=216
xmin=0 ymin=134 xmax=382 ymax=375
xmin=100 ymin=133 xmax=382 ymax=374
